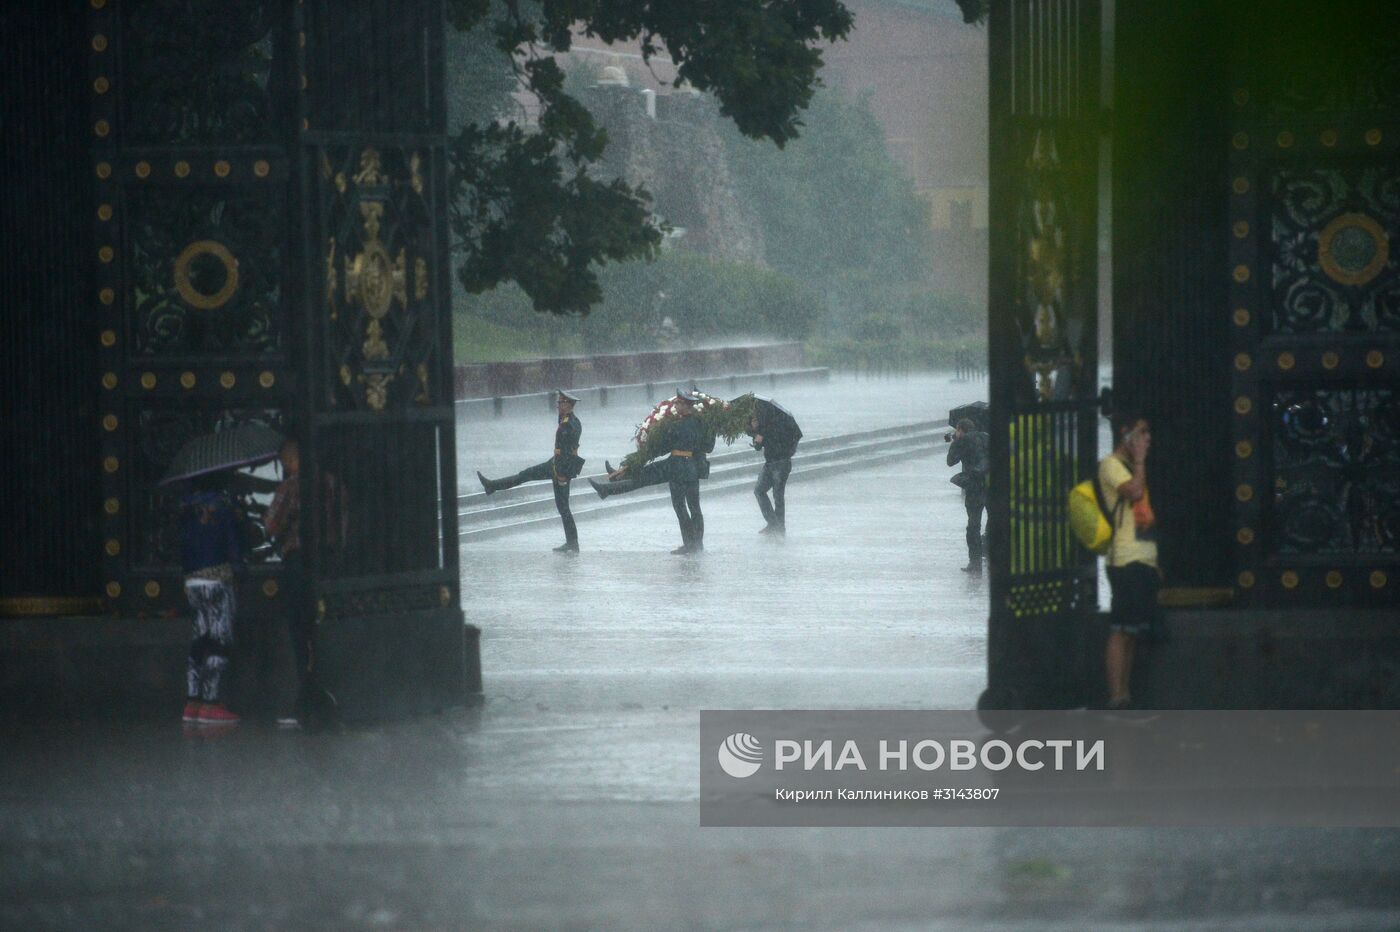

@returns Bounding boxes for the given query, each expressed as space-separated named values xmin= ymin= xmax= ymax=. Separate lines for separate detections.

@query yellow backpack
xmin=1068 ymin=475 xmax=1114 ymax=555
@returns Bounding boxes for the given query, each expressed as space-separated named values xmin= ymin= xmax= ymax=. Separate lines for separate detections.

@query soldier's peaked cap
xmin=556 ymin=389 xmax=580 ymax=403
xmin=675 ymin=389 xmax=701 ymax=403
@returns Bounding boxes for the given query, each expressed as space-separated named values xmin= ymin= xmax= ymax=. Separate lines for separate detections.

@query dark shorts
xmin=1107 ymin=561 xmax=1160 ymax=637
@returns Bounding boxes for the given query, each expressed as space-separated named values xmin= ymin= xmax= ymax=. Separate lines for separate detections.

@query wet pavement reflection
xmin=5 ymin=375 xmax=1400 ymax=929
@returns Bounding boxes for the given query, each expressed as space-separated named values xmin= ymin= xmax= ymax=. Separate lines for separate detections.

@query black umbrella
xmin=159 ymin=422 xmax=284 ymax=486
xmin=753 ymin=396 xmax=800 ymax=436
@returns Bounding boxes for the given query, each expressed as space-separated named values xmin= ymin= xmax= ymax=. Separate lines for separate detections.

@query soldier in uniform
xmin=478 ymin=390 xmax=585 ymax=552
xmin=588 ymin=390 xmax=709 ymax=553
xmin=665 ymin=391 xmax=708 ymax=554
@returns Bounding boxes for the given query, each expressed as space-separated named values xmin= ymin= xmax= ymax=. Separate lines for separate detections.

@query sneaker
xmin=197 ymin=703 xmax=241 ymax=725
xmin=182 ymin=700 xmax=202 ymax=723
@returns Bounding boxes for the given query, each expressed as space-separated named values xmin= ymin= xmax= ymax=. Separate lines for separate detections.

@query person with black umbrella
xmin=748 ymin=397 xmax=803 ymax=536
xmin=162 ymin=422 xmax=285 ymax=726
xmin=177 ymin=478 xmax=246 ymax=725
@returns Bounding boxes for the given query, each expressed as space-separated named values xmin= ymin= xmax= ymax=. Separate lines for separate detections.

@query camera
xmin=944 ymin=432 xmax=955 ymax=443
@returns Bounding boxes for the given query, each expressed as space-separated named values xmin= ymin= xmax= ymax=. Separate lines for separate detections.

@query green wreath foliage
xmin=618 ymin=393 xmax=759 ymax=475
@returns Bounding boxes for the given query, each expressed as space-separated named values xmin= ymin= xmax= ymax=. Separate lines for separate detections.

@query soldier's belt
xmin=671 ymin=450 xmax=693 ymax=457
xmin=554 ymin=447 xmax=579 ymax=454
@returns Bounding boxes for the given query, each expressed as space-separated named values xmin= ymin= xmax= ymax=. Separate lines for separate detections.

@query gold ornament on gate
xmin=345 ymin=203 xmax=406 ymax=323
xmin=1318 ymin=212 xmax=1388 ymax=287
xmin=174 ymin=240 xmax=240 ymax=310
xmin=353 ymin=146 xmax=384 ymax=186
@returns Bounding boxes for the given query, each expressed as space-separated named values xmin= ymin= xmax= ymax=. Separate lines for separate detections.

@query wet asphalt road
xmin=4 ymin=375 xmax=1400 ymax=929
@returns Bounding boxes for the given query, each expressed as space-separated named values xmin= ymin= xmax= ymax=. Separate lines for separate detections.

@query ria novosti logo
xmin=717 ymin=732 xmax=764 ymax=778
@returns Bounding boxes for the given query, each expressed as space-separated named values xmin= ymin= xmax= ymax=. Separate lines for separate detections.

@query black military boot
xmin=553 ymin=540 xmax=579 ymax=553
xmin=961 ymin=550 xmax=983 ymax=574
xmin=478 ymin=471 xmax=511 ymax=495
xmin=590 ymin=477 xmax=641 ymax=500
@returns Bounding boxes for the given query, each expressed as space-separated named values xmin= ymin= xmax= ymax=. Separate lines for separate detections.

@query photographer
xmin=946 ymin=418 xmax=989 ymax=574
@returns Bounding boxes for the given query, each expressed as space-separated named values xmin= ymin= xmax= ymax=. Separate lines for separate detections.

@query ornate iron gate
xmin=89 ymin=0 xmax=470 ymax=714
xmin=984 ymin=0 xmax=1103 ymax=709
xmin=1226 ymin=14 xmax=1400 ymax=607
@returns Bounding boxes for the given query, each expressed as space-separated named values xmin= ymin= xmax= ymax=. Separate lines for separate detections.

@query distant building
xmin=822 ymin=0 xmax=989 ymax=303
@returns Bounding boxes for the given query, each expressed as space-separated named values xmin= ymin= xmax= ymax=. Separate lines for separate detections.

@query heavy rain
xmin=5 ymin=0 xmax=1400 ymax=928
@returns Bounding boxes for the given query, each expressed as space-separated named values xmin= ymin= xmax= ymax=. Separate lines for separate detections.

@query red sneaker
xmin=182 ymin=700 xmax=203 ymax=723
xmin=196 ymin=703 xmax=240 ymax=725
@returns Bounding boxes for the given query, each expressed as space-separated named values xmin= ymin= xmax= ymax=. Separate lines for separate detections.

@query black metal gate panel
xmin=90 ymin=0 xmax=297 ymax=616
xmin=89 ymin=0 xmax=468 ymax=713
xmin=1226 ymin=9 xmax=1400 ymax=607
xmin=984 ymin=0 xmax=1103 ymax=709
xmin=0 ymin=7 xmax=103 ymax=615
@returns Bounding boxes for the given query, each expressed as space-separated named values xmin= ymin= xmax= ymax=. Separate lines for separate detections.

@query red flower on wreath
xmin=633 ymin=391 xmax=727 ymax=448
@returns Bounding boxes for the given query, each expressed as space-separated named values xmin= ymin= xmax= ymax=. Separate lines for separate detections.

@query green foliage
xmin=720 ymin=85 xmax=985 ymax=369
xmin=618 ymin=393 xmax=759 ymax=474
xmin=579 ymin=251 xmax=822 ymax=351
xmin=445 ymin=0 xmax=855 ymax=317
xmin=452 ymin=308 xmax=583 ymax=362
xmin=806 ymin=288 xmax=985 ymax=371
xmin=722 ymin=88 xmax=934 ymax=299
